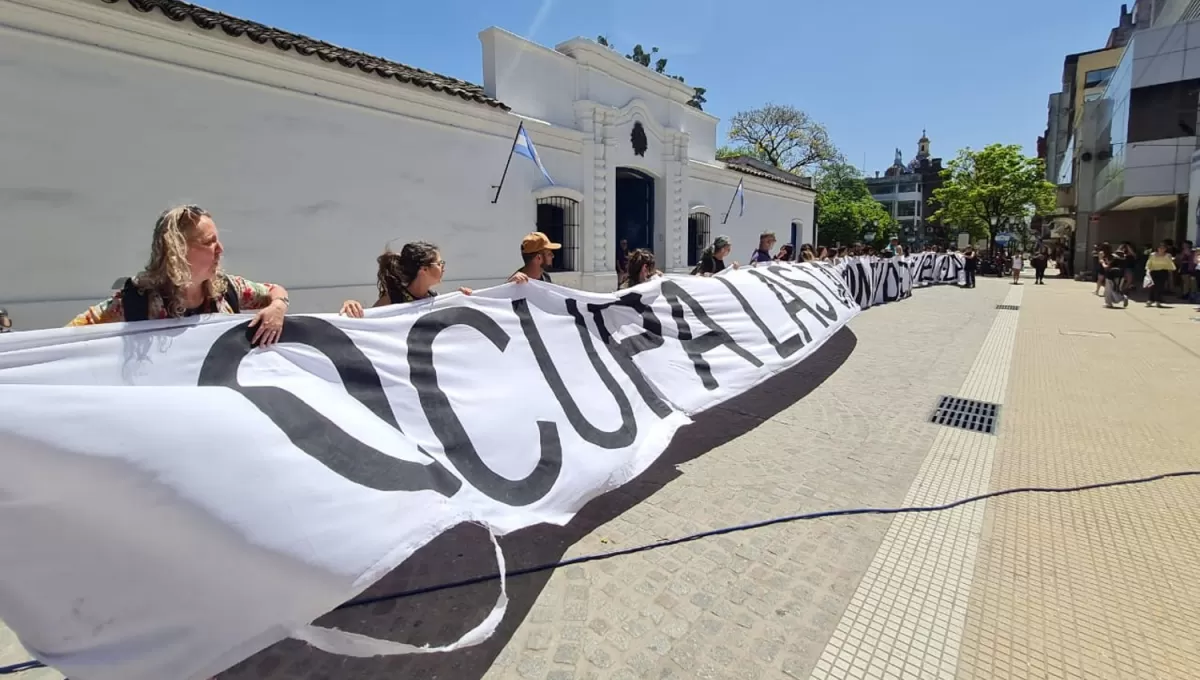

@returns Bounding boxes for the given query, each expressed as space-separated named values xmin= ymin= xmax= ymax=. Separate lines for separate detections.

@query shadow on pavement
xmin=216 ymin=327 xmax=858 ymax=680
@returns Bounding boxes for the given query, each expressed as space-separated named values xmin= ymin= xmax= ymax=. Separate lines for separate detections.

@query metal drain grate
xmin=930 ymin=395 xmax=1000 ymax=434
xmin=995 ymin=304 xmax=1020 ymax=311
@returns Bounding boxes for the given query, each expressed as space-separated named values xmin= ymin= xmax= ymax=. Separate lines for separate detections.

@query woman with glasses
xmin=67 ymin=205 xmax=290 ymax=345
xmin=340 ymin=241 xmax=476 ymax=317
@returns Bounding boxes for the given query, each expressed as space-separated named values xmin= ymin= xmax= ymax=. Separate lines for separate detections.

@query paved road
xmin=6 ymin=270 xmax=1198 ymax=679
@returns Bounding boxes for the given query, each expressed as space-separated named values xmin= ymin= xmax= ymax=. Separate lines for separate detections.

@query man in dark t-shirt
xmin=510 ymin=231 xmax=561 ymax=284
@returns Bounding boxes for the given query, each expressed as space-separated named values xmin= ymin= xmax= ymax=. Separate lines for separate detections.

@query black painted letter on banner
xmin=660 ymin=280 xmax=763 ymax=390
xmin=764 ymin=266 xmax=839 ymax=324
xmin=714 ymin=277 xmax=804 ymax=359
xmin=198 ymin=317 xmax=463 ymax=497
xmin=586 ymin=293 xmax=674 ymax=419
xmin=408 ymin=307 xmax=562 ymax=507
xmin=515 ymin=298 xmax=638 ymax=449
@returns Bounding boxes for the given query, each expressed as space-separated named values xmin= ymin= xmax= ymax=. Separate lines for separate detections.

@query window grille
xmin=687 ymin=212 xmax=711 ymax=266
xmin=535 ymin=196 xmax=580 ymax=272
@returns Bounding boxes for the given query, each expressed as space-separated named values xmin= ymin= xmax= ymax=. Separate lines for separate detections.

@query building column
xmin=576 ymin=103 xmax=597 ymax=277
xmin=663 ymin=131 xmax=688 ymax=269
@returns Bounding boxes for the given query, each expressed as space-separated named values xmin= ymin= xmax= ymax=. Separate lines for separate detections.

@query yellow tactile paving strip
xmin=810 ymin=285 xmax=1024 ymax=680
xmin=957 ymin=279 xmax=1200 ymax=680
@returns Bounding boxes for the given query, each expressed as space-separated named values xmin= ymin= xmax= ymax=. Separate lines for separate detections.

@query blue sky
xmin=199 ymin=0 xmax=1122 ymax=175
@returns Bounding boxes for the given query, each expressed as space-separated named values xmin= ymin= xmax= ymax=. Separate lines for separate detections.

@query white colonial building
xmin=0 ymin=0 xmax=816 ymax=330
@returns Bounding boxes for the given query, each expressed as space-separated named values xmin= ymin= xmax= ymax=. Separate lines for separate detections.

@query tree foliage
xmin=727 ymin=104 xmax=838 ymax=174
xmin=814 ymin=159 xmax=897 ymax=247
xmin=595 ymin=36 xmax=707 ymax=110
xmin=715 ymin=145 xmax=762 ymax=161
xmin=930 ymin=144 xmax=1055 ymax=247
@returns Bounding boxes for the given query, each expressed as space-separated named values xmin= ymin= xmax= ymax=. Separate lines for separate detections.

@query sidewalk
xmin=957 ymin=273 xmax=1200 ymax=678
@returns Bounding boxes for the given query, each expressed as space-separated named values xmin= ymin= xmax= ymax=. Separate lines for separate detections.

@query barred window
xmin=535 ymin=196 xmax=580 ymax=272
xmin=688 ymin=211 xmax=711 ymax=266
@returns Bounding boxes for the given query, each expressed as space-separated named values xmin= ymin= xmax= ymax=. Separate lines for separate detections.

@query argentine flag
xmin=513 ymin=123 xmax=555 ymax=186
xmin=733 ymin=179 xmax=745 ymax=217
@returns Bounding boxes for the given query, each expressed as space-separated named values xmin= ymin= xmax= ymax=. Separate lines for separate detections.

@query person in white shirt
xmin=1010 ymin=252 xmax=1024 ymax=284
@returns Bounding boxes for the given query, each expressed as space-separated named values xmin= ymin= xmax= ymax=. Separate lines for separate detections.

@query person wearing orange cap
xmin=509 ymin=231 xmax=562 ymax=284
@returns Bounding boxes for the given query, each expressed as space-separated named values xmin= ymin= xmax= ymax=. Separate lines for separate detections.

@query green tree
xmin=814 ymin=159 xmax=897 ymax=247
xmin=727 ymin=104 xmax=838 ymax=174
xmin=594 ymin=37 xmax=707 ymax=110
xmin=930 ymin=144 xmax=1055 ymax=250
xmin=716 ymin=144 xmax=762 ymax=160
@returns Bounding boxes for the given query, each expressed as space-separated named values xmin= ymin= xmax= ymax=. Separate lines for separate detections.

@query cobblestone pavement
xmin=21 ymin=270 xmax=1191 ymax=680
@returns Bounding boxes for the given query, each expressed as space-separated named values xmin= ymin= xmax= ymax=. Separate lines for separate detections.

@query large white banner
xmin=839 ymin=252 xmax=965 ymax=309
xmin=0 ymin=257 xmax=955 ymax=680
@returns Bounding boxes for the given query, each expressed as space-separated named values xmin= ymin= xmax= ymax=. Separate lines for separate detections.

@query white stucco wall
xmin=0 ymin=4 xmax=583 ymax=330
xmin=1 ymin=0 xmax=815 ymax=331
xmin=687 ymin=166 xmax=815 ymax=264
xmin=481 ymin=29 xmax=721 ymax=163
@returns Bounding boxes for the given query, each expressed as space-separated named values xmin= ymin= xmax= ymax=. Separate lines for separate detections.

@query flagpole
xmin=722 ymin=180 xmax=741 ymax=225
xmin=491 ymin=122 xmax=525 ymax=204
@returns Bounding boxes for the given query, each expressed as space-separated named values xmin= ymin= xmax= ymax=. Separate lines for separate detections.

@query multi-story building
xmin=864 ymin=132 xmax=944 ymax=248
xmin=1072 ymin=12 xmax=1200 ymax=265
xmin=1041 ymin=3 xmax=1175 ymax=268
xmin=1140 ymin=0 xmax=1200 ymax=27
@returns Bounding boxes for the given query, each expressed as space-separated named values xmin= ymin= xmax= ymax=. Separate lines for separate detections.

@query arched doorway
xmin=615 ymin=168 xmax=655 ymax=258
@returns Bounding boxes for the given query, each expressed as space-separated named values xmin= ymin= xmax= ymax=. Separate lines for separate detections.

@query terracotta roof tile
xmin=721 ymin=155 xmax=814 ymax=190
xmin=99 ymin=0 xmax=509 ymax=110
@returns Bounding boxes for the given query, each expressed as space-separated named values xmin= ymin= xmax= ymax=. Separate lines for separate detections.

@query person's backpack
xmin=121 ymin=276 xmax=240 ymax=322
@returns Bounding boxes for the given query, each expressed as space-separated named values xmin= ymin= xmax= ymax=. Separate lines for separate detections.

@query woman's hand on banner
xmin=249 ymin=300 xmax=287 ymax=346
xmin=458 ymin=287 xmax=474 ymax=296
xmin=339 ymin=300 xmax=365 ymax=318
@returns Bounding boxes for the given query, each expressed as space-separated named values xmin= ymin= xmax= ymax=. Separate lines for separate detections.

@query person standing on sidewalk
xmin=1101 ymin=247 xmax=1128 ymax=308
xmin=1177 ymin=240 xmax=1196 ymax=302
xmin=1145 ymin=242 xmax=1177 ymax=308
xmin=962 ymin=247 xmax=978 ymax=288
xmin=1031 ymin=248 xmax=1048 ymax=284
xmin=1011 ymin=250 xmax=1024 ymax=284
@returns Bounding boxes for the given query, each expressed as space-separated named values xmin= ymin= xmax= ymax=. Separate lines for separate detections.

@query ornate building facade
xmin=864 ymin=132 xmax=945 ymax=247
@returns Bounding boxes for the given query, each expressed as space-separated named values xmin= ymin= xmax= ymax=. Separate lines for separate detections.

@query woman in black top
xmin=692 ymin=235 xmax=738 ymax=276
xmin=1100 ymin=244 xmax=1127 ymax=308
xmin=962 ymin=247 xmax=978 ymax=288
xmin=1031 ymin=248 xmax=1049 ymax=284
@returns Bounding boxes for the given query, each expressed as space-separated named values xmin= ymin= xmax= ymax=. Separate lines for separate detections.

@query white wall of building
xmin=0 ymin=5 xmax=579 ymax=329
xmin=686 ymin=165 xmax=815 ymax=264
xmin=1128 ymin=18 xmax=1200 ymax=87
xmin=1 ymin=0 xmax=813 ymax=330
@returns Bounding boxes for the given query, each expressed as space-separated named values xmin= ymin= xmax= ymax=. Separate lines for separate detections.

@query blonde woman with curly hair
xmin=68 ymin=204 xmax=291 ymax=345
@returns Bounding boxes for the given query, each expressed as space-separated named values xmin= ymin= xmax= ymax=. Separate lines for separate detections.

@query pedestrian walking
xmin=1032 ymin=248 xmax=1048 ymax=284
xmin=1011 ymin=251 xmax=1024 ymax=284
xmin=1145 ymin=242 xmax=1176 ymax=308
xmin=1101 ymin=247 xmax=1127 ymax=308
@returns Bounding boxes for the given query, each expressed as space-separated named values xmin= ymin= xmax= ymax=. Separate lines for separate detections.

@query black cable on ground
xmin=3 ymin=469 xmax=1199 ymax=676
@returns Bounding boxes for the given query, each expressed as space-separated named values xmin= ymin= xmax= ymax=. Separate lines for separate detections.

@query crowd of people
xmin=1092 ymin=239 xmax=1198 ymax=309
xmin=5 ymin=205 xmax=1197 ymax=334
